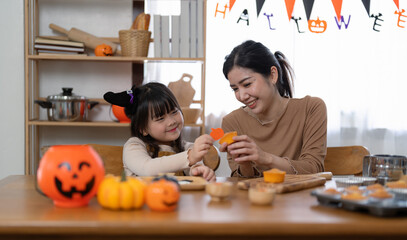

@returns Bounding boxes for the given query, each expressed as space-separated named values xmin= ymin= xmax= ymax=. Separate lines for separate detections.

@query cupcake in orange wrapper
xmin=341 ymin=192 xmax=368 ymax=201
xmin=218 ymin=131 xmax=238 ymax=145
xmin=263 ymin=168 xmax=286 ymax=183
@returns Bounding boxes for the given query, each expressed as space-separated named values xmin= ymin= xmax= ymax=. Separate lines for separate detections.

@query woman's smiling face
xmin=228 ymin=66 xmax=276 ymax=116
xmin=144 ymin=108 xmax=184 ymax=145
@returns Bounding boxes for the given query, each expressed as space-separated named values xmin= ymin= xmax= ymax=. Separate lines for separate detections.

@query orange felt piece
xmin=218 ymin=131 xmax=237 ymax=145
xmin=210 ymin=128 xmax=224 ymax=140
xmin=263 ymin=168 xmax=286 ymax=183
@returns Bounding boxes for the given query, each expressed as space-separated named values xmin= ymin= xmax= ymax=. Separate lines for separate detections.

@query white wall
xmin=0 ymin=0 xmax=25 ymax=180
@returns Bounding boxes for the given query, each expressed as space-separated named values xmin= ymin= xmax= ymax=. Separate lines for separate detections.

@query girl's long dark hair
xmin=223 ymin=40 xmax=294 ymax=98
xmin=105 ymin=82 xmax=184 ymax=158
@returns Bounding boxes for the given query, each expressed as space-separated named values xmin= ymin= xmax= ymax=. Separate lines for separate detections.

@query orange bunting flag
xmin=393 ymin=0 xmax=399 ymax=10
xmin=331 ymin=0 xmax=343 ymax=21
xmin=285 ymin=0 xmax=296 ymax=20
xmin=210 ymin=128 xmax=224 ymax=141
xmin=229 ymin=0 xmax=236 ymax=12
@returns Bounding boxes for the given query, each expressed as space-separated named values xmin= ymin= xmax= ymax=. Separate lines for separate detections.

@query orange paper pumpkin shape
xmin=308 ymin=18 xmax=327 ymax=33
xmin=95 ymin=44 xmax=113 ymax=56
xmin=219 ymin=131 xmax=237 ymax=145
xmin=145 ymin=175 xmax=180 ymax=212
xmin=210 ymin=128 xmax=224 ymax=140
xmin=37 ymin=145 xmax=105 ymax=207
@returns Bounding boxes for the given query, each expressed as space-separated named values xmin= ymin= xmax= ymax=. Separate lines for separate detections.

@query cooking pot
xmin=363 ymin=154 xmax=407 ymax=184
xmin=35 ymin=88 xmax=98 ymax=122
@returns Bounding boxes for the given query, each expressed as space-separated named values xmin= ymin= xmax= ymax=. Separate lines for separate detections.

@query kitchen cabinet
xmin=24 ymin=0 xmax=207 ymax=175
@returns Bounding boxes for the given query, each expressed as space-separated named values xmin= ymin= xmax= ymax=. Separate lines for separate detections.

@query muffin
xmin=263 ymin=168 xmax=286 ymax=183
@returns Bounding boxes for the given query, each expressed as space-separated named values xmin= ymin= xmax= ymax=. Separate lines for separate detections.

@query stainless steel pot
xmin=35 ymin=88 xmax=98 ymax=122
xmin=363 ymin=154 xmax=407 ymax=184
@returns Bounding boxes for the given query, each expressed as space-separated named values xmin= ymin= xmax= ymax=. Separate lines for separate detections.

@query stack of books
xmin=34 ymin=37 xmax=86 ymax=55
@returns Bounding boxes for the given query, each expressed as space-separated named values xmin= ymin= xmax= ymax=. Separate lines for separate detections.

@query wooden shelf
xmin=28 ymin=120 xmax=203 ymax=128
xmin=28 ymin=55 xmax=204 ymax=63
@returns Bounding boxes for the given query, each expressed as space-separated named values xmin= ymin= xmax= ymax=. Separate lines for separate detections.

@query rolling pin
xmin=49 ymin=23 xmax=118 ymax=53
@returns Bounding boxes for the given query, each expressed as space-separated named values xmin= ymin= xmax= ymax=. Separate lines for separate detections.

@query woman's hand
xmin=188 ymin=134 xmax=215 ymax=165
xmin=190 ymin=165 xmax=216 ymax=182
xmin=226 ymin=135 xmax=270 ymax=166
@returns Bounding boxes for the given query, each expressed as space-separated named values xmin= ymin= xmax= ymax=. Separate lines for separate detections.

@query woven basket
xmin=119 ymin=30 xmax=151 ymax=57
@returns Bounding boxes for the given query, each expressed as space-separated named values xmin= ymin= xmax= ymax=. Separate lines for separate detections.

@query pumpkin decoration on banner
xmin=95 ymin=44 xmax=113 ymax=56
xmin=97 ymin=173 xmax=146 ymax=210
xmin=308 ymin=17 xmax=327 ymax=33
xmin=145 ymin=175 xmax=180 ymax=212
xmin=37 ymin=145 xmax=105 ymax=208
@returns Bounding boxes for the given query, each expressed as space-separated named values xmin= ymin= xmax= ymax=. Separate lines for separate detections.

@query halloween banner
xmin=212 ymin=0 xmax=407 ymax=33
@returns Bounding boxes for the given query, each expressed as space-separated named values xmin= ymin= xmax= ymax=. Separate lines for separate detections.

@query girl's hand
xmin=190 ymin=165 xmax=216 ymax=182
xmin=188 ymin=134 xmax=215 ymax=165
xmin=226 ymin=135 xmax=269 ymax=166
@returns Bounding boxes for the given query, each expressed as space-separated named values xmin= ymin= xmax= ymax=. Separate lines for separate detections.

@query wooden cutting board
xmin=168 ymin=73 xmax=195 ymax=107
xmin=237 ymin=174 xmax=327 ymax=194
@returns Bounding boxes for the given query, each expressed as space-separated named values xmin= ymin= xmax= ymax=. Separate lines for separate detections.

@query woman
xmin=220 ymin=40 xmax=327 ymax=177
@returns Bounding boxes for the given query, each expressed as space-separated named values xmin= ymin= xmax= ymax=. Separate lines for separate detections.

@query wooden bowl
xmin=249 ymin=183 xmax=276 ymax=205
xmin=205 ymin=182 xmax=234 ymax=201
xmin=182 ymin=107 xmax=202 ymax=124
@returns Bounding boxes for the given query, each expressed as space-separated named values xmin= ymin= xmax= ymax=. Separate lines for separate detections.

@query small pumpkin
xmin=95 ymin=44 xmax=113 ymax=56
xmin=145 ymin=175 xmax=180 ymax=212
xmin=37 ymin=145 xmax=105 ymax=208
xmin=97 ymin=173 xmax=146 ymax=210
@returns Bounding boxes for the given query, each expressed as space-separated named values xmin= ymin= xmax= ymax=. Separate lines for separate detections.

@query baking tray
xmin=311 ymin=187 xmax=407 ymax=217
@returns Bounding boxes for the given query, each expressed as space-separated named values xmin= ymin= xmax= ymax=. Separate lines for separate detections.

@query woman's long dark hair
xmin=223 ymin=40 xmax=294 ymax=98
xmin=104 ymin=82 xmax=184 ymax=158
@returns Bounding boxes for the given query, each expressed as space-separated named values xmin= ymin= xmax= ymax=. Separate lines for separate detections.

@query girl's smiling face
xmin=228 ymin=66 xmax=278 ymax=117
xmin=143 ymin=108 xmax=184 ymax=145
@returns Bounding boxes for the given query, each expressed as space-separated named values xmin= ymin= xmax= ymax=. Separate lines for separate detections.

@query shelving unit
xmin=24 ymin=0 xmax=206 ymax=175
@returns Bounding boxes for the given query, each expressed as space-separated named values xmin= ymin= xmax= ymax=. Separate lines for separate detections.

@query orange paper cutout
xmin=210 ymin=128 xmax=224 ymax=140
xmin=394 ymin=0 xmax=400 ymax=10
xmin=285 ymin=0 xmax=296 ymax=20
xmin=331 ymin=0 xmax=343 ymax=21
xmin=229 ymin=0 xmax=236 ymax=12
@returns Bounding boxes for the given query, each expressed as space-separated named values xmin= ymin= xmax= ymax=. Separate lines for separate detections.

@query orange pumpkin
xmin=145 ymin=175 xmax=180 ymax=212
xmin=97 ymin=173 xmax=146 ymax=210
xmin=95 ymin=44 xmax=113 ymax=56
xmin=37 ymin=145 xmax=105 ymax=207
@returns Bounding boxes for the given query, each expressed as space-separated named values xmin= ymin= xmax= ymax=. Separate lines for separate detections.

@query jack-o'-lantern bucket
xmin=37 ymin=145 xmax=105 ymax=208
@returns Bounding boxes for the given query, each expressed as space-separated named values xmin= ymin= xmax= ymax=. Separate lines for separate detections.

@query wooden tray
xmin=238 ymin=174 xmax=327 ymax=194
xmin=140 ymin=176 xmax=207 ymax=191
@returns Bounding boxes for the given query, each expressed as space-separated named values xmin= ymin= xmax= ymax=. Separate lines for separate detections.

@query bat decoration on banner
xmin=291 ymin=16 xmax=305 ymax=33
xmin=237 ymin=9 xmax=249 ymax=25
xmin=370 ymin=13 xmax=383 ymax=32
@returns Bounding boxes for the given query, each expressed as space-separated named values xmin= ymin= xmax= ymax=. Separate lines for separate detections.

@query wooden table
xmin=0 ymin=175 xmax=406 ymax=240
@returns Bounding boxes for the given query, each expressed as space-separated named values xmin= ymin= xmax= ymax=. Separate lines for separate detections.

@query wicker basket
xmin=119 ymin=30 xmax=151 ymax=57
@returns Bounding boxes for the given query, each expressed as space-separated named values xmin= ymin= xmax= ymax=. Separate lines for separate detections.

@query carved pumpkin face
xmin=95 ymin=44 xmax=113 ymax=56
xmin=145 ymin=176 xmax=180 ymax=212
xmin=37 ymin=145 xmax=105 ymax=207
xmin=308 ymin=18 xmax=327 ymax=33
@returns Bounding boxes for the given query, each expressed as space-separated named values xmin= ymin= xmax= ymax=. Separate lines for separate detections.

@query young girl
xmin=104 ymin=82 xmax=216 ymax=181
